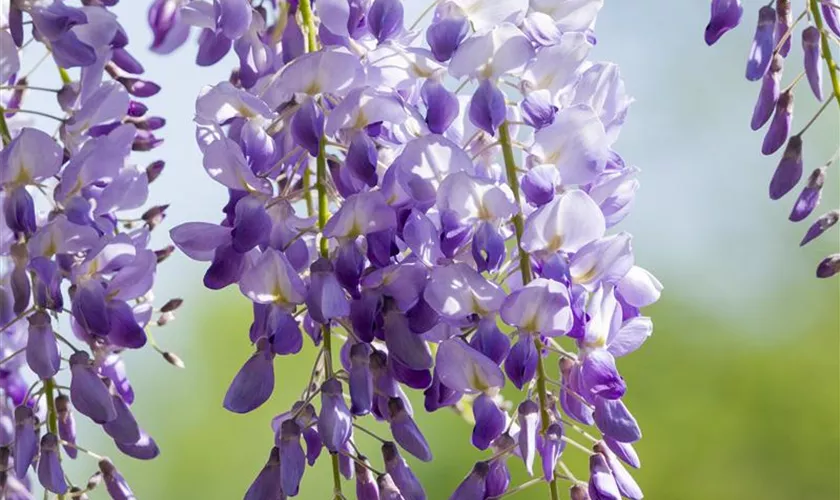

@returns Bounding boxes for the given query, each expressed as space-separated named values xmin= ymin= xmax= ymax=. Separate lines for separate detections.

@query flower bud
xmin=817 ymin=254 xmax=840 ymax=279
xmin=769 ymin=135 xmax=803 ymax=200
xmin=746 ymin=6 xmax=776 ymax=81
xmin=800 ymin=210 xmax=839 ymax=246
xmin=37 ymin=433 xmax=68 ymax=494
xmin=789 ymin=166 xmax=825 ymax=222
xmin=802 ymin=26 xmax=823 ymax=100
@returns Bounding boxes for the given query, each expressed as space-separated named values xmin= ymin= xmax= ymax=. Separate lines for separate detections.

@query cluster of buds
xmin=159 ymin=0 xmax=660 ymax=498
xmin=1 ymin=0 xmax=182 ymax=497
xmin=706 ymin=0 xmax=840 ymax=278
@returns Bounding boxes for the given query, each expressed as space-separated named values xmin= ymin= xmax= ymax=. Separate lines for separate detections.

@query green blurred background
xmin=56 ymin=1 xmax=840 ymax=499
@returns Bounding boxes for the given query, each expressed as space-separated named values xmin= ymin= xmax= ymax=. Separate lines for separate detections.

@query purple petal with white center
xmin=449 ymin=23 xmax=534 ymax=79
xmin=325 ymin=191 xmax=397 ymax=239
xmin=570 ymin=232 xmax=634 ymax=290
xmin=522 ymin=189 xmax=605 ymax=254
xmin=501 ymin=278 xmax=573 ymax=336
xmin=0 ymin=128 xmax=63 ymax=185
xmin=523 ymin=32 xmax=592 ymax=97
xmin=202 ymin=137 xmax=271 ymax=193
xmin=436 ymin=338 xmax=505 ymax=394
xmin=424 ymin=263 xmax=506 ymax=321
xmin=532 ymin=104 xmax=609 ymax=185
xmin=239 ymin=248 xmax=307 ymax=306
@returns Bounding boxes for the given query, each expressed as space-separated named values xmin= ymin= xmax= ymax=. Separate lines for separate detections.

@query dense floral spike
xmin=706 ymin=0 xmax=840 ymax=279
xmin=1 ymin=1 xmax=176 ymax=496
xmin=155 ymin=0 xmax=660 ymax=497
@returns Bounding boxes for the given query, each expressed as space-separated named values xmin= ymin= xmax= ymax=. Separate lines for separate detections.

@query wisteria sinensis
xmin=0 ymin=0 xmax=182 ymax=498
xmin=706 ymin=0 xmax=840 ymax=279
xmin=160 ymin=0 xmax=661 ymax=498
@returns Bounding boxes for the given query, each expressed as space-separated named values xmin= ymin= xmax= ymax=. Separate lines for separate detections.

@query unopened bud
xmin=87 ymin=470 xmax=103 ymax=490
xmin=800 ymin=210 xmax=839 ymax=246
xmin=817 ymin=253 xmax=840 ymax=279
xmin=155 ymin=245 xmax=175 ymax=263
xmin=142 ymin=204 xmax=169 ymax=229
xmin=145 ymin=160 xmax=165 ymax=183
xmin=157 ymin=311 xmax=175 ymax=326
xmin=160 ymin=298 xmax=183 ymax=313
xmin=163 ymin=351 xmax=185 ymax=369
xmin=570 ymin=484 xmax=590 ymax=499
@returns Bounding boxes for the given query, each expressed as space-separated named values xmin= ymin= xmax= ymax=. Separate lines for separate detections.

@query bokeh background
xmin=33 ymin=1 xmax=838 ymax=498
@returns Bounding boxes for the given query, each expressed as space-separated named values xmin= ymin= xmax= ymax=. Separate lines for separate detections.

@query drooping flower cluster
xmin=705 ymin=0 xmax=840 ymax=278
xmin=163 ymin=0 xmax=661 ymax=498
xmin=1 ymin=1 xmax=180 ymax=498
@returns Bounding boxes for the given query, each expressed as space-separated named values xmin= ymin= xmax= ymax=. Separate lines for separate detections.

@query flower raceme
xmin=705 ymin=0 xmax=840 ymax=279
xmin=159 ymin=0 xmax=661 ymax=498
xmin=1 ymin=0 xmax=181 ymax=498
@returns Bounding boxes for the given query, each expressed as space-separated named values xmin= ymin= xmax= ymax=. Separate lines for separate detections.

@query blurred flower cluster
xmin=160 ymin=0 xmax=661 ymax=498
xmin=706 ymin=0 xmax=840 ymax=278
xmin=1 ymin=0 xmax=180 ymax=498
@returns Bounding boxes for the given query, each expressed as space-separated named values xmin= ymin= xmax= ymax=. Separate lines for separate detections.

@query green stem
xmin=299 ymin=2 xmax=341 ymax=495
xmin=811 ymin=0 xmax=840 ymax=110
xmin=45 ymin=378 xmax=65 ymax=500
xmin=498 ymin=122 xmax=560 ymax=500
xmin=0 ymin=105 xmax=11 ymax=145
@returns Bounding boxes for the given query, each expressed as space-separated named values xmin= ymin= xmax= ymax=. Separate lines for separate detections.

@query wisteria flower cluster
xmin=1 ymin=0 xmax=181 ymax=498
xmin=158 ymin=0 xmax=662 ymax=498
xmin=705 ymin=0 xmax=840 ymax=278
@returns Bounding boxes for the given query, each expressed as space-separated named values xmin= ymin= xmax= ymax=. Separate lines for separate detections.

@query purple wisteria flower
xmin=159 ymin=0 xmax=661 ymax=498
xmin=1 ymin=1 xmax=180 ymax=497
xmin=705 ymin=0 xmax=840 ymax=279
